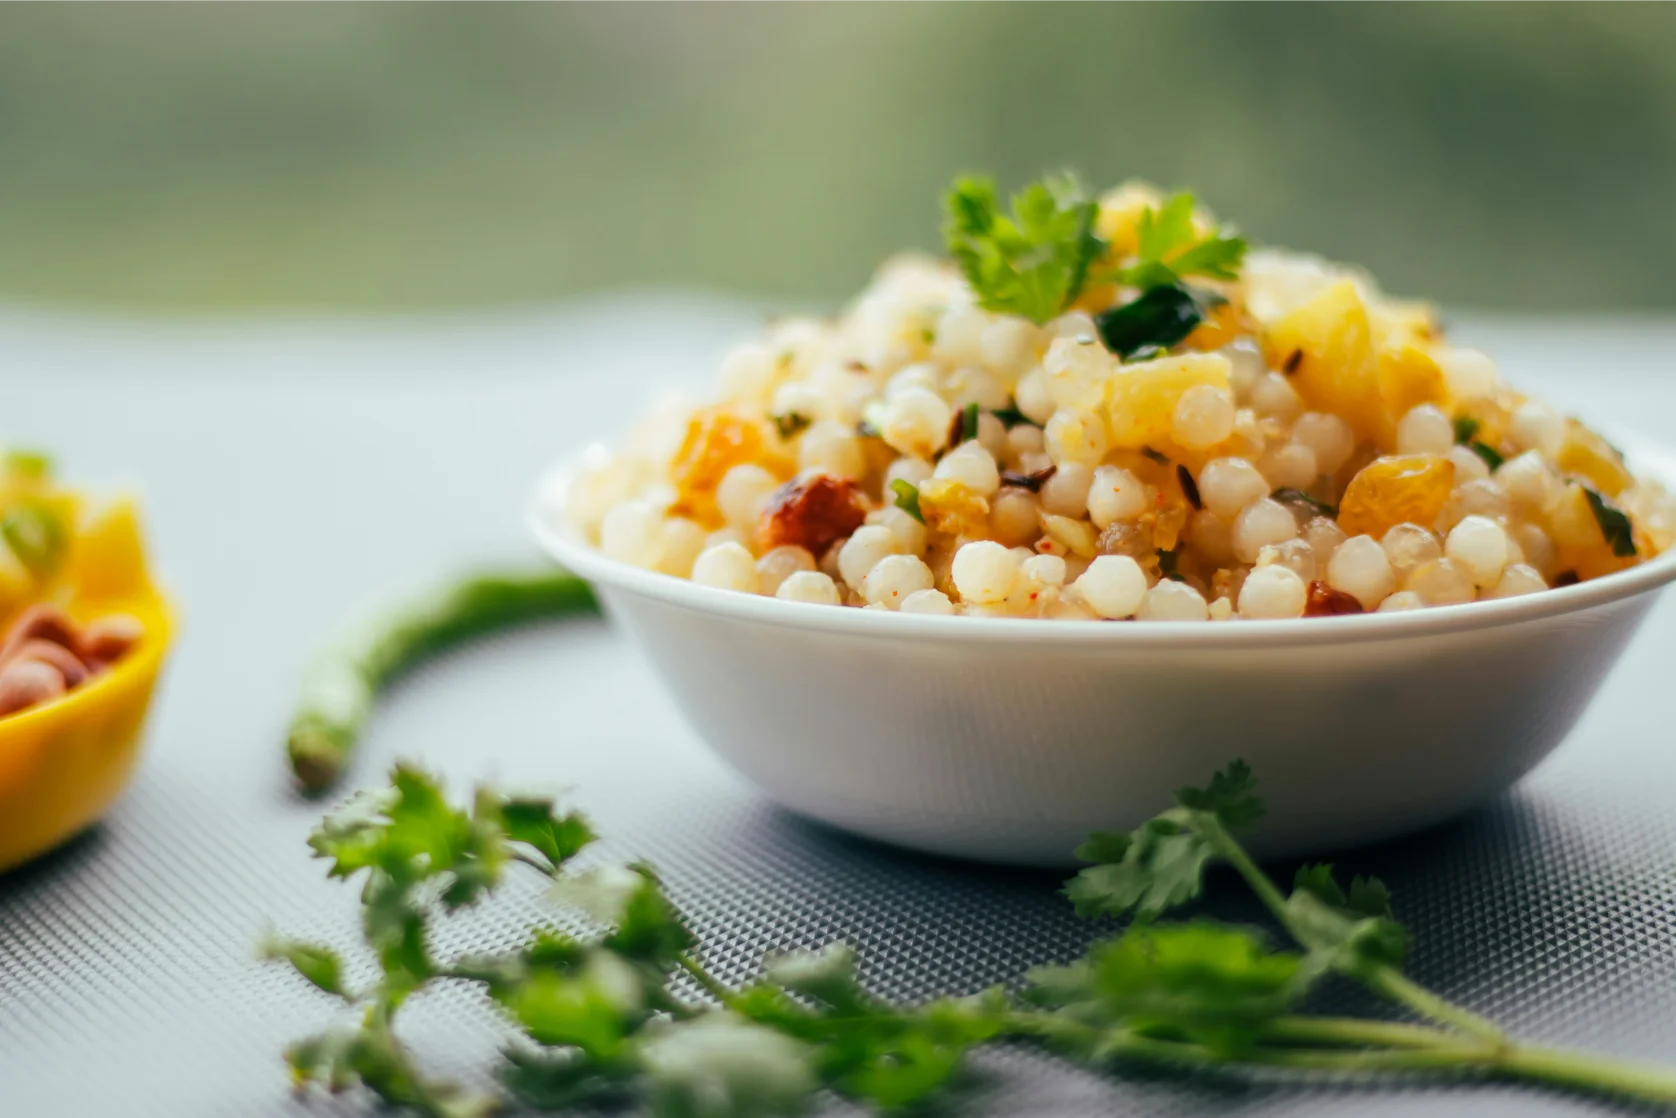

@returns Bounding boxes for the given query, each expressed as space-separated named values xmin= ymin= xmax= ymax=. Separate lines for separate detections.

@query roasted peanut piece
xmin=0 ymin=658 xmax=66 ymax=715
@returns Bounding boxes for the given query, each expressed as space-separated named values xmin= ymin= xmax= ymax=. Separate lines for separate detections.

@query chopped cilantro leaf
xmin=990 ymin=404 xmax=1034 ymax=429
xmin=1114 ymin=192 xmax=1247 ymax=288
xmin=1452 ymin=416 xmax=1481 ymax=444
xmin=1468 ymin=441 xmax=1505 ymax=470
xmin=1095 ymin=283 xmax=1204 ymax=358
xmin=772 ymin=412 xmax=811 ymax=440
xmin=944 ymin=173 xmax=1104 ymax=325
xmin=1584 ymin=486 xmax=1637 ymax=557
xmin=961 ymin=402 xmax=980 ymax=443
xmin=890 ymin=479 xmax=924 ymax=524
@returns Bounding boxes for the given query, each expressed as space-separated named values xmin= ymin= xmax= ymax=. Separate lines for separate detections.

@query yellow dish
xmin=0 ymin=586 xmax=173 ymax=872
xmin=0 ymin=474 xmax=174 ymax=873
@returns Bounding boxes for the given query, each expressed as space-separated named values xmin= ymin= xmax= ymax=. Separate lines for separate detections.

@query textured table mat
xmin=3 ymin=300 xmax=1676 ymax=1117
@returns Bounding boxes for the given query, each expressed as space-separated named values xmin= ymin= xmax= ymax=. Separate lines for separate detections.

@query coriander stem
xmin=1363 ymin=966 xmax=1504 ymax=1045
xmin=676 ymin=954 xmax=737 ymax=1009
xmin=1194 ymin=813 xmax=1503 ymax=1044
xmin=1261 ymin=1016 xmax=1461 ymax=1051
xmin=1496 ymin=1041 xmax=1676 ymax=1105
xmin=508 ymin=849 xmax=557 ymax=876
xmin=1191 ymin=814 xmax=1291 ymax=926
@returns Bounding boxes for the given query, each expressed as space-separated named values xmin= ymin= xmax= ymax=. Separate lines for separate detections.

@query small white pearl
xmin=1073 ymin=555 xmax=1148 ymax=619
xmin=775 ymin=570 xmax=841 ymax=605
xmin=1238 ymin=564 xmax=1308 ymax=619
xmin=951 ymin=540 xmax=1021 ymax=604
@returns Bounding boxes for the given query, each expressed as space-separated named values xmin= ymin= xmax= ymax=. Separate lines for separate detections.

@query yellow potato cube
xmin=1105 ymin=352 xmax=1231 ymax=449
xmin=1261 ymin=280 xmax=1381 ymax=441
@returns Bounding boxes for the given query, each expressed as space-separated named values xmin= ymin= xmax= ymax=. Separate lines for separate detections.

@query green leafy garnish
xmin=269 ymin=761 xmax=1676 ymax=1115
xmin=1584 ymin=486 xmax=1638 ymax=557
xmin=990 ymin=404 xmax=1034 ymax=429
xmin=1114 ymin=192 xmax=1247 ymax=289
xmin=890 ymin=479 xmax=924 ymax=524
xmin=0 ymin=502 xmax=66 ymax=579
xmin=1094 ymin=283 xmax=1205 ymax=359
xmin=2 ymin=448 xmax=52 ymax=482
xmin=772 ymin=412 xmax=811 ymax=440
xmin=961 ymin=402 xmax=980 ymax=443
xmin=1468 ymin=441 xmax=1505 ymax=470
xmin=1450 ymin=416 xmax=1504 ymax=469
xmin=944 ymin=173 xmax=1103 ymax=325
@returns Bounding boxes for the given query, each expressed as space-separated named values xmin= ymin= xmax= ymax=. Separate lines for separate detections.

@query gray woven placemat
xmin=2 ymin=303 xmax=1676 ymax=1116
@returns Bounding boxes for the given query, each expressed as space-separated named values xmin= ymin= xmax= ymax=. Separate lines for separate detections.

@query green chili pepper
xmin=286 ymin=568 xmax=598 ymax=794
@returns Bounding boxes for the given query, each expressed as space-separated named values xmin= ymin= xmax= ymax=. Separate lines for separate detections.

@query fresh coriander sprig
xmin=267 ymin=763 xmax=1676 ymax=1116
xmin=1111 ymin=191 xmax=1247 ymax=290
xmin=943 ymin=173 xmax=1104 ymax=325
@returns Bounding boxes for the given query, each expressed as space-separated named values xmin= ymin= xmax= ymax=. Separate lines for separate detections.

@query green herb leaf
xmin=0 ymin=503 xmax=65 ymax=579
xmin=1094 ymin=283 xmax=1204 ymax=358
xmin=961 ymin=401 xmax=980 ymax=443
xmin=944 ymin=173 xmax=1104 ymax=325
xmin=1175 ymin=759 xmax=1265 ymax=829
xmin=640 ymin=1014 xmax=817 ymax=1118
xmin=1452 ymin=416 xmax=1481 ymax=444
xmin=739 ymin=944 xmax=1004 ymax=1109
xmin=772 ymin=413 xmax=811 ymax=441
xmin=1115 ymin=192 xmax=1247 ymax=288
xmin=497 ymin=792 xmax=596 ymax=869
xmin=500 ymin=1044 xmax=636 ymax=1111
xmin=1029 ymin=921 xmax=1304 ymax=1058
xmin=890 ymin=478 xmax=924 ymax=524
xmin=1584 ymin=486 xmax=1637 ymax=557
xmin=1468 ymin=441 xmax=1505 ymax=470
xmin=1063 ymin=816 xmax=1218 ymax=922
xmin=990 ymin=404 xmax=1034 ymax=429
xmin=495 ymin=950 xmax=647 ymax=1058
xmin=260 ymin=936 xmax=348 ymax=997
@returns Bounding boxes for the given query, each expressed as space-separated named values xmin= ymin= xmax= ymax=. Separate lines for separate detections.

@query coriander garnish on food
xmin=573 ymin=170 xmax=1673 ymax=621
xmin=266 ymin=762 xmax=1676 ymax=1114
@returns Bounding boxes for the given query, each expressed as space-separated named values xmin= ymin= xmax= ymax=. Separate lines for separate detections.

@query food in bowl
xmin=0 ymin=447 xmax=171 ymax=871
xmin=567 ymin=174 xmax=1675 ymax=620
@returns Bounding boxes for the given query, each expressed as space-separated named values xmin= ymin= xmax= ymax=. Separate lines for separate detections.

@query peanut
xmin=78 ymin=613 xmax=144 ymax=667
xmin=10 ymin=639 xmax=89 ymax=687
xmin=0 ymin=658 xmax=66 ymax=715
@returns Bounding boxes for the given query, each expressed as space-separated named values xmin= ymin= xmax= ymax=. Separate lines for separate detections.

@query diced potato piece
xmin=1555 ymin=423 xmax=1632 ymax=498
xmin=1548 ymin=483 xmax=1638 ymax=581
xmin=1375 ymin=341 xmax=1449 ymax=446
xmin=1105 ymin=352 xmax=1231 ymax=449
xmin=66 ymin=495 xmax=150 ymax=601
xmin=1373 ymin=300 xmax=1442 ymax=343
xmin=1261 ymin=280 xmax=1381 ymax=441
xmin=1337 ymin=454 xmax=1456 ymax=540
xmin=918 ymin=478 xmax=990 ymax=538
xmin=669 ymin=408 xmax=792 ymax=527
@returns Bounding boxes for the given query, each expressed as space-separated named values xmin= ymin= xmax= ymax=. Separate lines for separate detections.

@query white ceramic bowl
xmin=531 ymin=437 xmax=1676 ymax=867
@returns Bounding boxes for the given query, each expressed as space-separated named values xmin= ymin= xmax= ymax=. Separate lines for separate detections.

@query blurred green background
xmin=3 ymin=2 xmax=1674 ymax=313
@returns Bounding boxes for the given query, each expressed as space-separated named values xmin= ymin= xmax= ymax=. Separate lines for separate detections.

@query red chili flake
xmin=1000 ymin=465 xmax=1057 ymax=492
xmin=1176 ymin=464 xmax=1202 ymax=510
xmin=1553 ymin=569 xmax=1581 ymax=587
xmin=1304 ymin=580 xmax=1365 ymax=617
xmin=845 ymin=360 xmax=870 ymax=374
xmin=1283 ymin=349 xmax=1304 ymax=375
xmin=756 ymin=473 xmax=868 ymax=557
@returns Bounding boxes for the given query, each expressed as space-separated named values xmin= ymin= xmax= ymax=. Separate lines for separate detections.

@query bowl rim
xmin=529 ymin=432 xmax=1676 ymax=650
